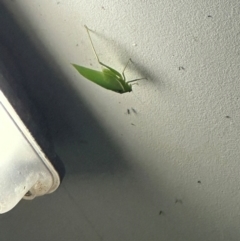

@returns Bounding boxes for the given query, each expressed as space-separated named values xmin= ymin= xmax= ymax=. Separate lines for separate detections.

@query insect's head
xmin=116 ymin=83 xmax=132 ymax=94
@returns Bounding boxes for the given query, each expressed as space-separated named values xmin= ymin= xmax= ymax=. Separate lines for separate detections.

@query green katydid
xmin=72 ymin=25 xmax=144 ymax=94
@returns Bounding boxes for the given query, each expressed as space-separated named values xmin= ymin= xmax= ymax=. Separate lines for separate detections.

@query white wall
xmin=1 ymin=0 xmax=240 ymax=240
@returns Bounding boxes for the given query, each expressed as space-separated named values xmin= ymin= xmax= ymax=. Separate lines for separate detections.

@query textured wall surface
xmin=0 ymin=0 xmax=240 ymax=240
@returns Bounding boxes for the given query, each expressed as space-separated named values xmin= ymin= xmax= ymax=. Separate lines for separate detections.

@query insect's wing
xmin=72 ymin=64 xmax=105 ymax=86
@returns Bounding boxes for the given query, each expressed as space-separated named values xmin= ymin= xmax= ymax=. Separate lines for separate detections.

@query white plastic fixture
xmin=0 ymin=90 xmax=60 ymax=214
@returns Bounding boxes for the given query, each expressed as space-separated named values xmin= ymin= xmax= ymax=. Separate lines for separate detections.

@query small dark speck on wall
xmin=207 ymin=15 xmax=212 ymax=18
xmin=198 ymin=180 xmax=201 ymax=184
xmin=131 ymin=108 xmax=137 ymax=114
xmin=159 ymin=210 xmax=164 ymax=215
xmin=126 ymin=108 xmax=137 ymax=115
xmin=225 ymin=116 xmax=230 ymax=118
xmin=175 ymin=199 xmax=183 ymax=204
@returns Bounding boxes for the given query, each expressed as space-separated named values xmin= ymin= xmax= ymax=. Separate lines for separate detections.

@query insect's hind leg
xmin=85 ymin=25 xmax=111 ymax=69
xmin=84 ymin=25 xmax=103 ymax=65
xmin=84 ymin=25 xmax=122 ymax=76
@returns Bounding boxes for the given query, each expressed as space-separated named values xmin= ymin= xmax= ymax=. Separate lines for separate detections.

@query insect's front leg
xmin=121 ymin=58 xmax=132 ymax=81
xmin=127 ymin=78 xmax=146 ymax=83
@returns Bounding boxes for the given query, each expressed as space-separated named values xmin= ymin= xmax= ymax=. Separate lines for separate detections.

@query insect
xmin=72 ymin=25 xmax=144 ymax=94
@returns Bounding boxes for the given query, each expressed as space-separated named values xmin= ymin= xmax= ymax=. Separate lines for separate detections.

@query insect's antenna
xmin=84 ymin=25 xmax=101 ymax=64
xmin=127 ymin=78 xmax=147 ymax=84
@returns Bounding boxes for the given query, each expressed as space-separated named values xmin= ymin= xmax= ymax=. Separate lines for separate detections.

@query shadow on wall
xmin=0 ymin=3 xmax=232 ymax=241
xmin=0 ymin=2 xmax=130 ymax=176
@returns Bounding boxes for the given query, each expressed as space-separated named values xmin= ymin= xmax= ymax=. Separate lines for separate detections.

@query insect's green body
xmin=72 ymin=25 xmax=143 ymax=94
xmin=72 ymin=64 xmax=132 ymax=94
